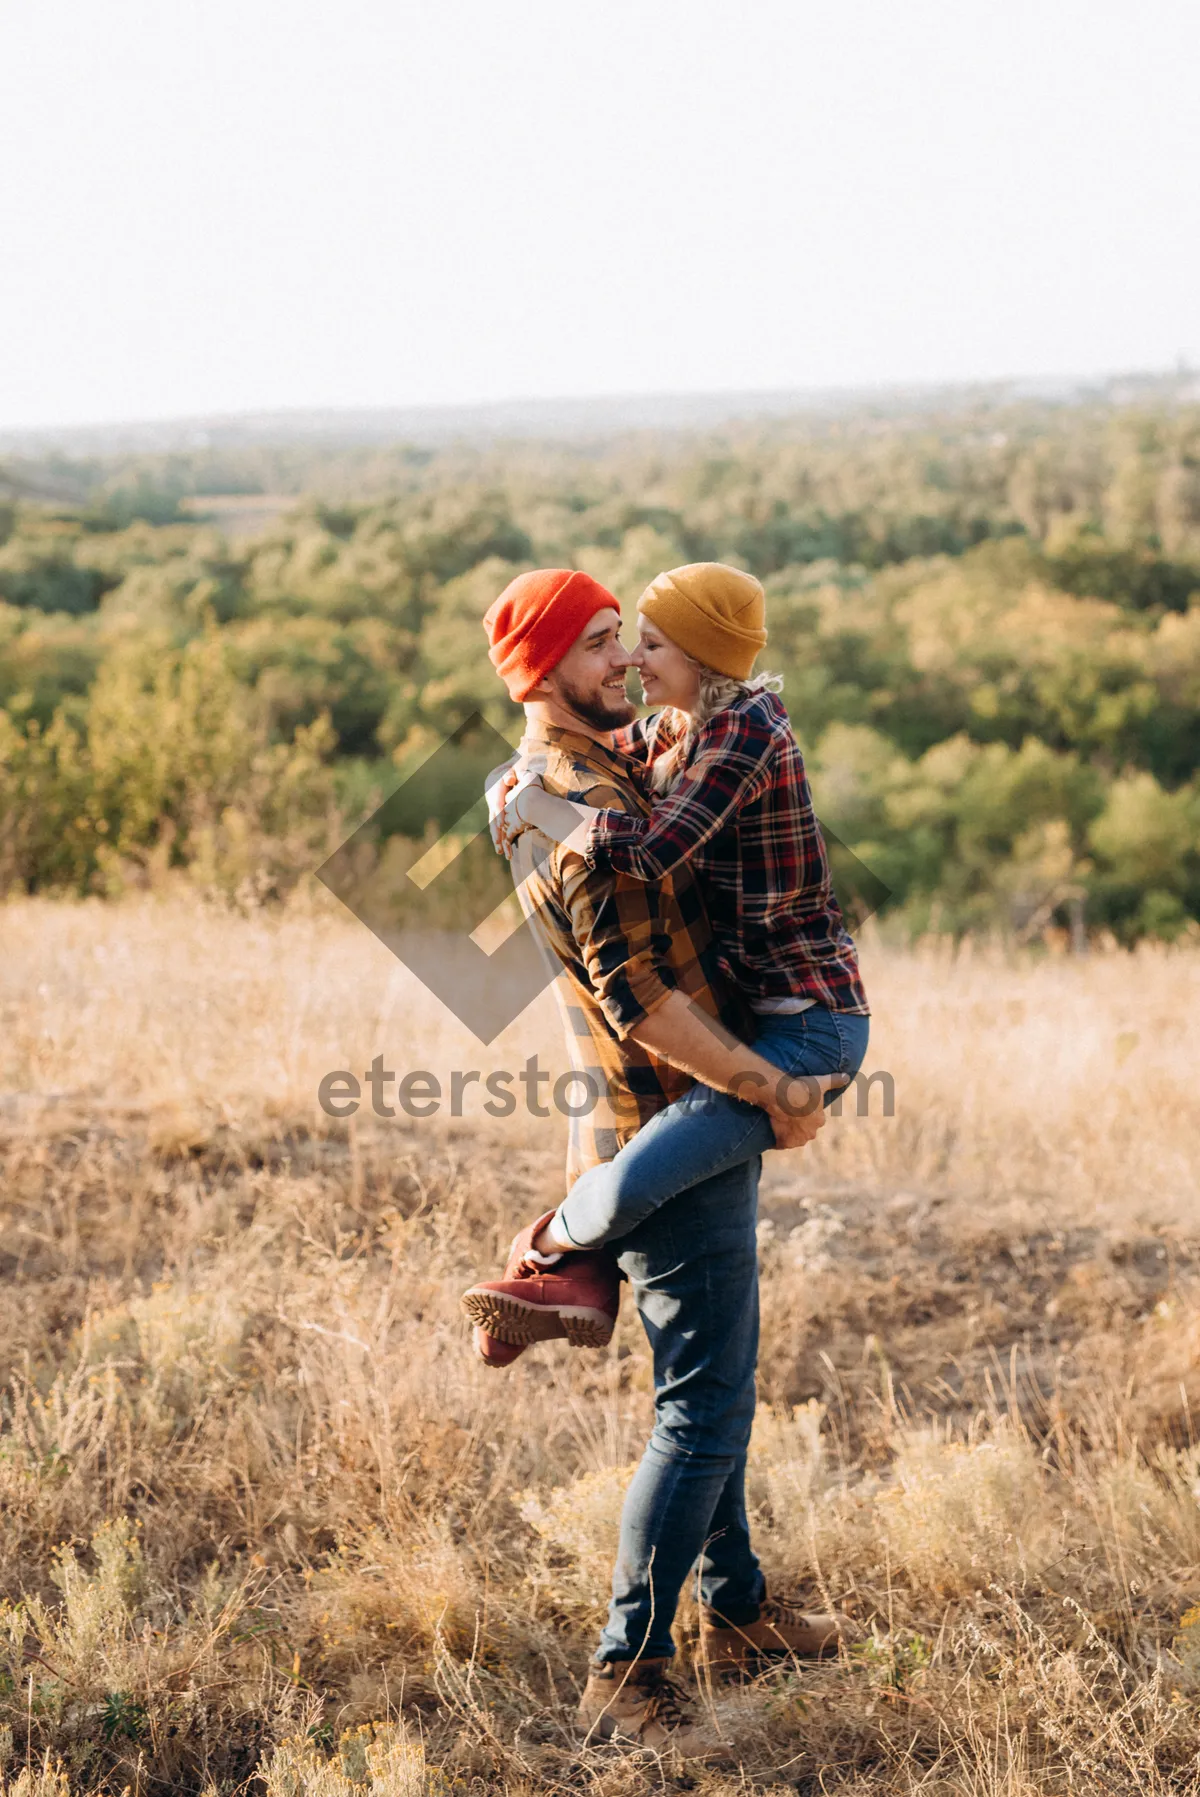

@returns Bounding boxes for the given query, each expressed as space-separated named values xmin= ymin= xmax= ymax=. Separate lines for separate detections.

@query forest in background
xmin=2 ymin=389 xmax=1199 ymax=941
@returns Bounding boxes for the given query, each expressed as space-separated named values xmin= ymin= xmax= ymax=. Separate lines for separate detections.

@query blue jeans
xmin=559 ymin=1006 xmax=871 ymax=1251
xmin=598 ymin=1155 xmax=765 ymax=1662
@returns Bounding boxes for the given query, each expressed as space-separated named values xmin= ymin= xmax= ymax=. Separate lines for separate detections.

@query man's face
xmin=540 ymin=608 xmax=636 ymax=731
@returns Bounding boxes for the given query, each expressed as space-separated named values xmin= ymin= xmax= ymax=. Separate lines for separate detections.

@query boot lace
xmin=640 ymin=1670 xmax=694 ymax=1728
xmin=761 ymin=1595 xmax=806 ymax=1625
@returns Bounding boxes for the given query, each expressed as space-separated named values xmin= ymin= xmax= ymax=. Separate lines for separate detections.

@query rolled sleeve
xmin=560 ymin=852 xmax=677 ymax=1037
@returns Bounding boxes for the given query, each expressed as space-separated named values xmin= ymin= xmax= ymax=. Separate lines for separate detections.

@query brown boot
xmin=697 ymin=1595 xmax=849 ymax=1676
xmin=577 ymin=1657 xmax=725 ymax=1756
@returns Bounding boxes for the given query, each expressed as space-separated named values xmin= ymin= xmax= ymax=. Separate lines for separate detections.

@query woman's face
xmin=632 ymin=612 xmax=702 ymax=711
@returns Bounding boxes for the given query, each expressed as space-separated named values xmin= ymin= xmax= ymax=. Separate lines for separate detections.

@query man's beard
xmin=556 ymin=672 xmax=637 ymax=733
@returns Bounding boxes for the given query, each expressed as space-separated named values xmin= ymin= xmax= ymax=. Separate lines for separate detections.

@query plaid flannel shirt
xmin=509 ymin=721 xmax=743 ymax=1188
xmin=588 ymin=692 xmax=870 ymax=1014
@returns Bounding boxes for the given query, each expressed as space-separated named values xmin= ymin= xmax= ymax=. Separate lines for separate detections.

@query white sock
xmin=524 ymin=1245 xmax=562 ymax=1266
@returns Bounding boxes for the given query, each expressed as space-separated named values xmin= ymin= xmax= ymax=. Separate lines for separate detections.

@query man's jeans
xmin=560 ymin=1006 xmax=871 ymax=1251
xmin=597 ymin=1155 xmax=765 ymax=1662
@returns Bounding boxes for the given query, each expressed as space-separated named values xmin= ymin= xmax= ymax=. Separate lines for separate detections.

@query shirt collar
xmin=522 ymin=720 xmax=642 ymax=783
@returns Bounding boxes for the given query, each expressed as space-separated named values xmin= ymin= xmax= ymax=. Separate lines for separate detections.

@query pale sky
xmin=2 ymin=0 xmax=1197 ymax=430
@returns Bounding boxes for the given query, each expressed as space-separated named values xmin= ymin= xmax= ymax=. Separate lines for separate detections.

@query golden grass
xmin=1 ymin=892 xmax=1199 ymax=1794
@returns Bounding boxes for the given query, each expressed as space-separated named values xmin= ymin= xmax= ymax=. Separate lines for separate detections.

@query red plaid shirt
xmin=586 ymin=692 xmax=869 ymax=1014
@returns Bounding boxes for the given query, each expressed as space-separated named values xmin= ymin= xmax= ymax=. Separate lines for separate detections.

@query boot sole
xmin=461 ymin=1289 xmax=614 ymax=1348
xmin=696 ymin=1637 xmax=841 ymax=1679
xmin=579 ymin=1714 xmax=729 ymax=1760
xmin=579 ymin=1712 xmax=726 ymax=1758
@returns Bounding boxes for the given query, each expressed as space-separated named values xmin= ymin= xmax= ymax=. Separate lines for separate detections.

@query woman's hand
xmin=485 ymin=756 xmax=518 ymax=854
xmin=487 ymin=754 xmax=548 ymax=859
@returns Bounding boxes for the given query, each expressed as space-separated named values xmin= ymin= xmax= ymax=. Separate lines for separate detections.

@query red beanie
xmin=483 ymin=569 xmax=619 ymax=702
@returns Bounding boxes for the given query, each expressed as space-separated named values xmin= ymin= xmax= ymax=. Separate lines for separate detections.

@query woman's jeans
xmin=558 ymin=1005 xmax=871 ymax=1252
xmin=599 ymin=1154 xmax=766 ymax=1662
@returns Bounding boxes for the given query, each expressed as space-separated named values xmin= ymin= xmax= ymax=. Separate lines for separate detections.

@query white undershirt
xmin=748 ymin=995 xmax=817 ymax=1016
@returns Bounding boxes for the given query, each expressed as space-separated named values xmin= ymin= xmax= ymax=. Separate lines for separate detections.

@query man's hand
xmin=628 ymin=992 xmax=856 ymax=1145
xmin=763 ymin=1071 xmax=851 ymax=1149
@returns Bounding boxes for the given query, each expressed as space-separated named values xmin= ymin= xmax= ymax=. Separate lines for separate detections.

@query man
xmin=466 ymin=568 xmax=844 ymax=1753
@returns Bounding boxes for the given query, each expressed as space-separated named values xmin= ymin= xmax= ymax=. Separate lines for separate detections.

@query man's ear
xmin=524 ymin=674 xmax=557 ymax=703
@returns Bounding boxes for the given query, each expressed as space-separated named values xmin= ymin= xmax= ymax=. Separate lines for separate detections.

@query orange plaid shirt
xmin=509 ymin=722 xmax=744 ymax=1188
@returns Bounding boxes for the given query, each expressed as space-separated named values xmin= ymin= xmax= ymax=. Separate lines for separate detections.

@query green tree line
xmin=2 ymin=395 xmax=1199 ymax=939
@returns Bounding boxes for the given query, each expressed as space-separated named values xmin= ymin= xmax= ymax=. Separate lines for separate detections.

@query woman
xmin=465 ymin=562 xmax=869 ymax=1327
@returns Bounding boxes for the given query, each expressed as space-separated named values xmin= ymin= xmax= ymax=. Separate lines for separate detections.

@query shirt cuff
xmin=583 ymin=807 xmax=643 ymax=871
xmin=599 ymin=961 xmax=677 ymax=1038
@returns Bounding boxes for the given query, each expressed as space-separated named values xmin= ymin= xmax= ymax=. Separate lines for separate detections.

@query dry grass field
xmin=2 ymin=893 xmax=1200 ymax=1796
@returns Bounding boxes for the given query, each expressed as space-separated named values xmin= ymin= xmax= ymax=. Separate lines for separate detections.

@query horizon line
xmin=3 ymin=362 xmax=1196 ymax=447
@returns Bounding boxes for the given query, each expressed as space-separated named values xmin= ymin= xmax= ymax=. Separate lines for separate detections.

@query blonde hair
xmin=650 ymin=659 xmax=784 ymax=794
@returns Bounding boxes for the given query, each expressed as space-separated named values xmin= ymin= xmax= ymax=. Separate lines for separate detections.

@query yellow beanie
xmin=637 ymin=562 xmax=767 ymax=681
